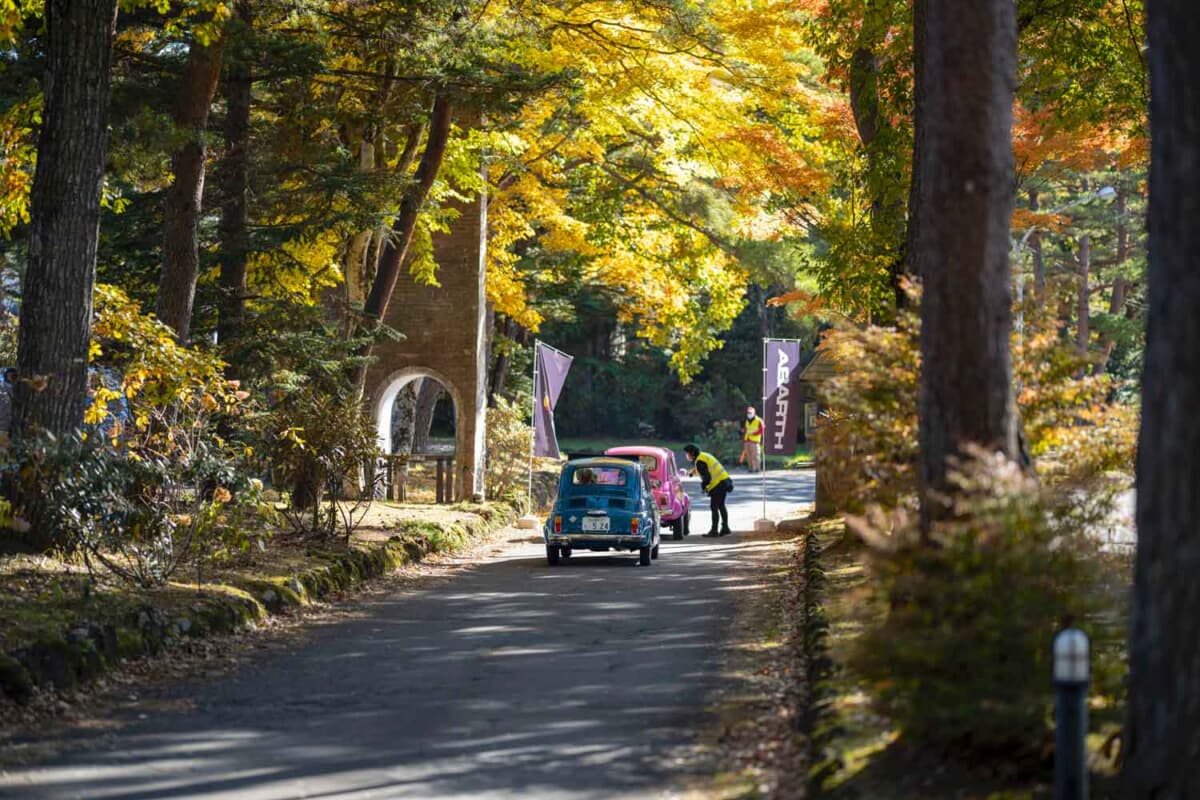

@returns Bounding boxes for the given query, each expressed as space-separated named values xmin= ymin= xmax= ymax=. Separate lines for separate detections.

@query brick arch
xmin=372 ymin=366 xmax=462 ymax=456
xmin=363 ymin=186 xmax=487 ymax=501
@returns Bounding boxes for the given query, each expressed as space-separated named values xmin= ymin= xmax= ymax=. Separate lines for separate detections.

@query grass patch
xmin=0 ymin=500 xmax=518 ymax=704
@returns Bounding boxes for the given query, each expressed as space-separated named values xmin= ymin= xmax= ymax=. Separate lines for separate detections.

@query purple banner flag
xmin=533 ymin=342 xmax=573 ymax=458
xmin=764 ymin=340 xmax=802 ymax=456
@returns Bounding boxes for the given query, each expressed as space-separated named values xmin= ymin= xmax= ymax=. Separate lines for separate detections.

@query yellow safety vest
xmin=744 ymin=416 xmax=763 ymax=443
xmin=697 ymin=452 xmax=730 ymax=492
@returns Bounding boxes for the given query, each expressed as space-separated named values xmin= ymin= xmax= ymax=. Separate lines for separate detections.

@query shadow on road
xmin=2 ymin=535 xmax=796 ymax=800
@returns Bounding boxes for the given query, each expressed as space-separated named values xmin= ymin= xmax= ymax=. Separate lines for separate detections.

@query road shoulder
xmin=678 ymin=528 xmax=810 ymax=800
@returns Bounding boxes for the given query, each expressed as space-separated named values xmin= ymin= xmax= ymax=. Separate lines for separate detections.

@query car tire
xmin=561 ymin=547 xmax=572 ymax=560
xmin=639 ymin=545 xmax=652 ymax=566
xmin=651 ymin=542 xmax=660 ymax=559
xmin=683 ymin=511 xmax=691 ymax=537
xmin=546 ymin=545 xmax=560 ymax=566
xmin=671 ymin=518 xmax=683 ymax=540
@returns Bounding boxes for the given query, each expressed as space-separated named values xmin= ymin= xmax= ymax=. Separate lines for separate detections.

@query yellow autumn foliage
xmin=813 ymin=293 xmax=1136 ymax=513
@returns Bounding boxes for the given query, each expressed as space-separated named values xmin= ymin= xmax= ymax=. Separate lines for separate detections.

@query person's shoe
xmin=719 ymin=528 xmax=733 ymax=536
xmin=704 ymin=530 xmax=719 ymax=537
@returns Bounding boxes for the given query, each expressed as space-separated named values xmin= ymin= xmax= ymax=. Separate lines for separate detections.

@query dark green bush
xmin=849 ymin=450 xmax=1126 ymax=757
xmin=703 ymin=419 xmax=744 ymax=465
xmin=10 ymin=429 xmax=265 ymax=586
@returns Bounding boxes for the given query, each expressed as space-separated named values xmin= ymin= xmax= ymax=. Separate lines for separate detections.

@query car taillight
xmin=554 ymin=516 xmax=562 ymax=533
xmin=658 ymin=496 xmax=668 ymax=507
xmin=631 ymin=518 xmax=640 ymax=535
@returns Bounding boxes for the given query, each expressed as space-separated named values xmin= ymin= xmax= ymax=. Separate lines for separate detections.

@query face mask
xmin=746 ymin=413 xmax=755 ymax=419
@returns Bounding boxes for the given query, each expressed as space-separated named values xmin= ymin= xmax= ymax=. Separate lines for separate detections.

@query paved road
xmin=0 ymin=469 xmax=815 ymax=800
xmin=682 ymin=466 xmax=815 ymax=533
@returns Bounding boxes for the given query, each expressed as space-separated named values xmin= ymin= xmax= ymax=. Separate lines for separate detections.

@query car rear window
xmin=635 ymin=455 xmax=658 ymax=473
xmin=571 ymin=467 xmax=628 ymax=486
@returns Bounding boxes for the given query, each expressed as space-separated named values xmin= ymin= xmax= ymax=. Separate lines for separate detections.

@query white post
xmin=516 ymin=340 xmax=542 ymax=529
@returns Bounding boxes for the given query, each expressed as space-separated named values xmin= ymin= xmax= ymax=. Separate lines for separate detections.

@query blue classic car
xmin=543 ymin=457 xmax=661 ymax=566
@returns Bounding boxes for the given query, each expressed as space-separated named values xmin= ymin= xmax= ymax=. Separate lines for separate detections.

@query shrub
xmin=814 ymin=309 xmax=920 ymax=513
xmin=1013 ymin=313 xmax=1138 ymax=487
xmin=703 ymin=418 xmax=744 ymax=465
xmin=86 ymin=284 xmax=242 ymax=434
xmin=813 ymin=283 xmax=1137 ymax=759
xmin=5 ymin=284 xmax=267 ymax=571
xmin=813 ymin=287 xmax=1137 ymax=512
xmin=486 ymin=396 xmax=532 ymax=506
xmin=264 ymin=391 xmax=381 ymax=542
xmin=11 ymin=430 xmax=268 ymax=587
xmin=847 ymin=449 xmax=1125 ymax=757
xmin=233 ymin=308 xmax=389 ymax=542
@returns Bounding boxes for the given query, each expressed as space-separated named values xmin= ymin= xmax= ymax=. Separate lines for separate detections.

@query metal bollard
xmin=1053 ymin=627 xmax=1090 ymax=800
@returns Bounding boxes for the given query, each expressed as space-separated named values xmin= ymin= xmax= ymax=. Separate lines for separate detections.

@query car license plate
xmin=582 ymin=517 xmax=610 ymax=532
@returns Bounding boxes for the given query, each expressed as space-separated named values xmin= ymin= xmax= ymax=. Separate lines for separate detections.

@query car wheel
xmin=546 ymin=545 xmax=560 ymax=566
xmin=561 ymin=547 xmax=572 ymax=560
xmin=651 ymin=542 xmax=660 ymax=559
xmin=683 ymin=511 xmax=691 ymax=536
xmin=671 ymin=518 xmax=683 ymax=540
xmin=639 ymin=545 xmax=652 ymax=566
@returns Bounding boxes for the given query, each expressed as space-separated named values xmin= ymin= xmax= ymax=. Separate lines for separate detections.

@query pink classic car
xmin=604 ymin=446 xmax=692 ymax=539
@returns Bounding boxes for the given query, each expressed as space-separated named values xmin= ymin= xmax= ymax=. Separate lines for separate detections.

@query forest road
xmin=0 ymin=469 xmax=814 ymax=800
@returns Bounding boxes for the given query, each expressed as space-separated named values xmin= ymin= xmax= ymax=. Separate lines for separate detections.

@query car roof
xmin=604 ymin=445 xmax=672 ymax=458
xmin=565 ymin=457 xmax=642 ymax=470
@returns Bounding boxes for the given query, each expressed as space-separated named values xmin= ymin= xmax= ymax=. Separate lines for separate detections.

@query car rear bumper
xmin=659 ymin=506 xmax=687 ymax=522
xmin=547 ymin=533 xmax=650 ymax=549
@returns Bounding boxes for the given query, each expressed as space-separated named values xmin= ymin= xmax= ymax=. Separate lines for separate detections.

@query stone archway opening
xmin=374 ymin=367 xmax=467 ymax=503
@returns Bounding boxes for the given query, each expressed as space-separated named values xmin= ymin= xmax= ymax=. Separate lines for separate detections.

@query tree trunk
xmin=342 ymin=129 xmax=376 ymax=323
xmin=411 ymin=379 xmax=442 ymax=453
xmin=1096 ymin=187 xmax=1130 ymax=373
xmin=11 ymin=0 xmax=118 ymax=548
xmin=216 ymin=0 xmax=253 ymax=351
xmin=488 ymin=316 xmax=516 ymax=407
xmin=390 ymin=381 xmax=419 ymax=455
xmin=901 ymin=0 xmax=926 ymax=288
xmin=13 ymin=0 xmax=119 ymax=446
xmin=351 ymin=95 xmax=453 ymax=390
xmin=1121 ymin=2 xmax=1200 ymax=793
xmin=1029 ymin=189 xmax=1046 ymax=300
xmin=914 ymin=0 xmax=1019 ymax=531
xmin=156 ymin=39 xmax=225 ymax=342
xmin=1076 ymin=234 xmax=1091 ymax=358
xmin=290 ymin=456 xmax=323 ymax=511
xmin=851 ymin=0 xmax=908 ymax=311
xmin=340 ymin=119 xmax=424 ymax=331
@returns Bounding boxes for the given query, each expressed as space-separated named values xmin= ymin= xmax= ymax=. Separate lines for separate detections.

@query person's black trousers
xmin=709 ymin=478 xmax=732 ymax=534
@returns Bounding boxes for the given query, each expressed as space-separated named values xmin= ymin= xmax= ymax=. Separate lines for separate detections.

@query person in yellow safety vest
xmin=741 ymin=405 xmax=764 ymax=473
xmin=684 ymin=444 xmax=733 ymax=537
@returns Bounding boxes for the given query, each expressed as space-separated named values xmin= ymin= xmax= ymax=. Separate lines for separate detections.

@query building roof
xmin=797 ymin=348 xmax=837 ymax=382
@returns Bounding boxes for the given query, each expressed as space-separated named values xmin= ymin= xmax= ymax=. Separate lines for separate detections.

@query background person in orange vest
xmin=739 ymin=405 xmax=764 ymax=472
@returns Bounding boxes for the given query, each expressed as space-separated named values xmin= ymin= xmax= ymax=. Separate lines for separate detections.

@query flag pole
xmin=517 ymin=341 xmax=541 ymax=528
xmin=756 ymin=337 xmax=807 ymax=534
xmin=761 ymin=336 xmax=768 ymax=522
xmin=527 ymin=340 xmax=540 ymax=512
